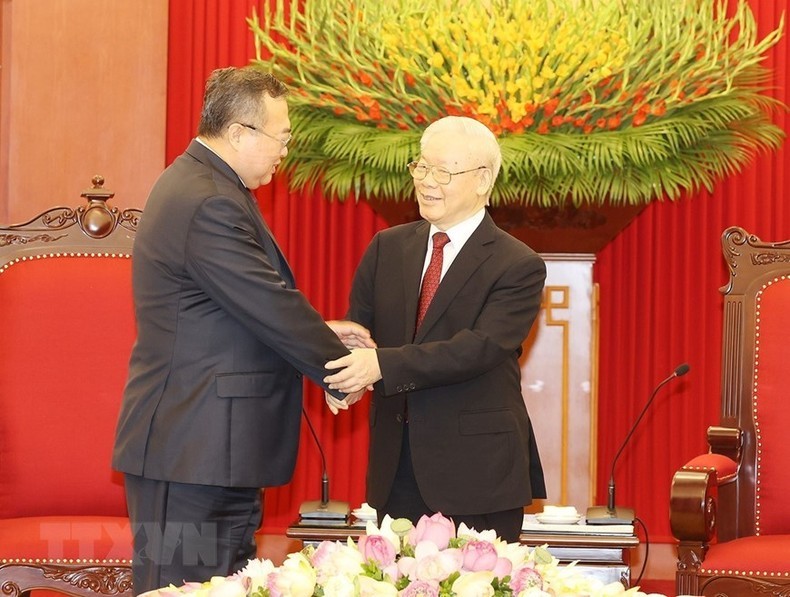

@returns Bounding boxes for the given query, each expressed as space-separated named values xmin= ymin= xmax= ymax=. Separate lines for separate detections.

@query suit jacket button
xmin=409 ymin=383 xmax=416 ymax=390
xmin=395 ymin=414 xmax=403 ymax=423
xmin=396 ymin=385 xmax=403 ymax=392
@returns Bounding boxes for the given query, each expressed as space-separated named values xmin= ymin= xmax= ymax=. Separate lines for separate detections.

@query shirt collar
xmin=429 ymin=208 xmax=486 ymax=248
xmin=195 ymin=137 xmax=249 ymax=189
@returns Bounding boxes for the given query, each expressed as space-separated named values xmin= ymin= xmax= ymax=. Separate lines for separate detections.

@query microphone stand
xmin=298 ymin=407 xmax=350 ymax=522
xmin=586 ymin=363 xmax=690 ymax=525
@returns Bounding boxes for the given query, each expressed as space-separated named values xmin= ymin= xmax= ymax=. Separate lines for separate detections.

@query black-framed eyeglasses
xmin=407 ymin=161 xmax=486 ymax=185
xmin=239 ymin=123 xmax=293 ymax=148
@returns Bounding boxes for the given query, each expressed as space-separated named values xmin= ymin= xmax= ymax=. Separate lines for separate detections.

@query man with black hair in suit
xmin=113 ymin=66 xmax=371 ymax=594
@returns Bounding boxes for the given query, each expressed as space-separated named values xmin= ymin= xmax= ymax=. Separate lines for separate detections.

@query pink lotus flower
xmin=408 ymin=513 xmax=455 ymax=550
xmin=510 ymin=565 xmax=543 ymax=593
xmin=358 ymin=533 xmax=397 ymax=567
xmin=460 ymin=540 xmax=499 ymax=572
xmin=492 ymin=556 xmax=512 ymax=579
xmin=399 ymin=579 xmax=440 ymax=596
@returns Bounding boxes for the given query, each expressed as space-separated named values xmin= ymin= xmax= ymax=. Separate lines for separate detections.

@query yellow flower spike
xmin=467 ymin=66 xmax=484 ymax=85
xmin=507 ymin=99 xmax=527 ymax=122
xmin=429 ymin=52 xmax=444 ymax=69
xmin=540 ymin=65 xmax=557 ymax=81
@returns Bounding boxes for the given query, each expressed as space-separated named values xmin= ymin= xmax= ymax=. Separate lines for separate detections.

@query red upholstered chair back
xmin=0 ymin=177 xmax=139 ymax=519
xmin=0 ymin=258 xmax=134 ymax=518
xmin=716 ymin=228 xmax=790 ymax=540
xmin=741 ymin=271 xmax=790 ymax=535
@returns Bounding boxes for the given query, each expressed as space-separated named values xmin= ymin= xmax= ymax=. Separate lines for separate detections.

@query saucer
xmin=535 ymin=513 xmax=582 ymax=525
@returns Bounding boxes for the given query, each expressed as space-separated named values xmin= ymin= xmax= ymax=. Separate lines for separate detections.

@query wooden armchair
xmin=0 ymin=177 xmax=141 ymax=597
xmin=670 ymin=226 xmax=790 ymax=596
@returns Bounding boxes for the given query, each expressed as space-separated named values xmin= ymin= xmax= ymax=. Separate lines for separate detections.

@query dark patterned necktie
xmin=416 ymin=232 xmax=450 ymax=331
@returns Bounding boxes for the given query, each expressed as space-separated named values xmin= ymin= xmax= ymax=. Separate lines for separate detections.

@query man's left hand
xmin=326 ymin=320 xmax=377 ymax=349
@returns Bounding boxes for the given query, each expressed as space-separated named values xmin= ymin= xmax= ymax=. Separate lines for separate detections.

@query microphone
xmin=586 ymin=363 xmax=690 ymax=525
xmin=298 ymin=407 xmax=350 ymax=522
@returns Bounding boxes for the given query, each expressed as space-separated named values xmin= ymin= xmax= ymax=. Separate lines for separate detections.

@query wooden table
xmin=287 ymin=517 xmax=638 ymax=587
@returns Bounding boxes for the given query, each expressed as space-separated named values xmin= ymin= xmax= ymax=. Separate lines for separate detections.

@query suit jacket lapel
xmin=243 ymin=193 xmax=295 ymax=288
xmin=403 ymin=221 xmax=431 ymax=342
xmin=184 ymin=141 xmax=296 ymax=288
xmin=413 ymin=213 xmax=496 ymax=342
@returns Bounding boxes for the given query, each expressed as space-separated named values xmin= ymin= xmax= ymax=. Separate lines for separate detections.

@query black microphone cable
xmin=302 ymin=406 xmax=330 ymax=506
xmin=632 ymin=516 xmax=649 ymax=586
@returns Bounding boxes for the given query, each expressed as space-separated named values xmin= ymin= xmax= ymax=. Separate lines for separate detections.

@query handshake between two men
xmin=323 ymin=320 xmax=383 ymax=415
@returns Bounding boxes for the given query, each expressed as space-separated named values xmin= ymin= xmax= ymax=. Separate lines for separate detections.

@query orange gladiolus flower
xmin=651 ymin=100 xmax=666 ymax=116
xmin=543 ymin=98 xmax=560 ymax=117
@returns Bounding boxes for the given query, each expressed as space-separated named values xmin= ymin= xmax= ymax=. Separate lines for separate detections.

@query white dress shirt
xmin=419 ymin=208 xmax=486 ymax=287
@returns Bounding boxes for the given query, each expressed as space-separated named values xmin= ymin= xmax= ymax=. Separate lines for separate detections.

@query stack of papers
xmin=522 ymin=513 xmax=633 ymax=535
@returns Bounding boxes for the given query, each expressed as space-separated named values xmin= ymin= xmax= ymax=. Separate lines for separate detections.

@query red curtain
xmin=166 ymin=0 xmax=789 ymax=540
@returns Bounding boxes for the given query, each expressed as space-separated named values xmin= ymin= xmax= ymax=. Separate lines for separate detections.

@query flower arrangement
xmin=145 ymin=513 xmax=657 ymax=596
xmin=249 ymin=0 xmax=784 ymax=207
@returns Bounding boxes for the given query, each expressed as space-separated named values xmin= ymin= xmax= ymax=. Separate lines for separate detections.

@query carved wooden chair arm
xmin=706 ymin=425 xmax=742 ymax=462
xmin=670 ymin=452 xmax=738 ymax=543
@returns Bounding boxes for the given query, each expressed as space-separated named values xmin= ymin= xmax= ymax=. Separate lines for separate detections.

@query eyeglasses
xmin=239 ymin=123 xmax=293 ymax=148
xmin=407 ymin=161 xmax=487 ymax=185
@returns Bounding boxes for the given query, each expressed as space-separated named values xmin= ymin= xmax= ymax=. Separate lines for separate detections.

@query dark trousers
xmin=378 ymin=427 xmax=524 ymax=543
xmin=124 ymin=474 xmax=261 ymax=595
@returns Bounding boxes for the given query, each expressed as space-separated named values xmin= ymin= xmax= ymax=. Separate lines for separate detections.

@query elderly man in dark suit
xmin=113 ymin=66 xmax=371 ymax=594
xmin=325 ymin=116 xmax=547 ymax=542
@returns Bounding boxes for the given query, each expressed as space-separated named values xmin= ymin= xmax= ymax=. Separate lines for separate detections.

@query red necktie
xmin=416 ymin=232 xmax=450 ymax=331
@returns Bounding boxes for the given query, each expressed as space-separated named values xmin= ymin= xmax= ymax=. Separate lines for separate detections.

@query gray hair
xmin=421 ymin=116 xmax=502 ymax=183
xmin=197 ymin=66 xmax=289 ymax=138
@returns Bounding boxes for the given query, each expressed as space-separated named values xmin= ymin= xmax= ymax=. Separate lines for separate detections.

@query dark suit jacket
xmin=113 ymin=140 xmax=349 ymax=488
xmin=347 ymin=213 xmax=547 ymax=515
